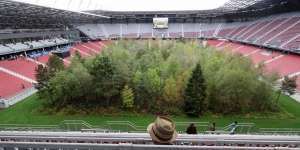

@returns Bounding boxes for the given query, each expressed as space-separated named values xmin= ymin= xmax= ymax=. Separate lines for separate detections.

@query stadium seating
xmin=0 ymin=71 xmax=32 ymax=99
xmin=248 ymin=50 xmax=282 ymax=65
xmin=84 ymin=42 xmax=102 ymax=52
xmin=282 ymin=35 xmax=300 ymax=51
xmin=0 ymin=58 xmax=38 ymax=80
xmin=264 ymin=54 xmax=300 ymax=77
xmin=0 ymin=38 xmax=70 ymax=56
xmin=6 ymin=43 xmax=30 ymax=52
xmin=37 ymin=55 xmax=50 ymax=64
xmin=73 ymin=44 xmax=96 ymax=55
xmin=246 ymin=18 xmax=286 ymax=43
xmin=0 ymin=41 xmax=107 ymax=100
xmin=232 ymin=45 xmax=258 ymax=56
xmin=76 ymin=12 xmax=300 ymax=54
xmin=0 ymin=45 xmax=14 ymax=55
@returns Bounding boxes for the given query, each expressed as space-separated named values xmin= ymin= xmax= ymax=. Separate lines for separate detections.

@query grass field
xmin=0 ymin=94 xmax=299 ymax=130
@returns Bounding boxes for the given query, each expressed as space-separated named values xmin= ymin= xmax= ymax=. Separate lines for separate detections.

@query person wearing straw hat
xmin=147 ymin=116 xmax=178 ymax=144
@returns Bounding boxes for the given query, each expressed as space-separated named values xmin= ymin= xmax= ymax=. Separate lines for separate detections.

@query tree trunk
xmin=276 ymin=91 xmax=281 ymax=105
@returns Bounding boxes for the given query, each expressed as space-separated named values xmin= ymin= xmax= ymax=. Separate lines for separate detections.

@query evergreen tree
xmin=35 ymin=55 xmax=64 ymax=91
xmin=89 ymin=55 xmax=120 ymax=106
xmin=183 ymin=63 xmax=206 ymax=116
xmin=47 ymin=54 xmax=64 ymax=78
xmin=122 ymin=85 xmax=134 ymax=109
xmin=72 ymin=50 xmax=83 ymax=63
xmin=281 ymin=76 xmax=297 ymax=95
xmin=276 ymin=76 xmax=297 ymax=104
xmin=35 ymin=64 xmax=49 ymax=90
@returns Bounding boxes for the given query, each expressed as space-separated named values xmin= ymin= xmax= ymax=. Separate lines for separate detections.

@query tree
xmin=163 ymin=77 xmax=178 ymax=103
xmin=36 ymin=55 xmax=64 ymax=106
xmin=282 ymin=76 xmax=297 ymax=95
xmin=72 ymin=51 xmax=83 ymax=63
xmin=35 ymin=64 xmax=49 ymax=90
xmin=47 ymin=54 xmax=64 ymax=78
xmin=132 ymin=71 xmax=148 ymax=109
xmin=89 ymin=55 xmax=120 ymax=107
xmin=276 ymin=76 xmax=297 ymax=104
xmin=122 ymin=85 xmax=134 ymax=110
xmin=183 ymin=63 xmax=207 ymax=116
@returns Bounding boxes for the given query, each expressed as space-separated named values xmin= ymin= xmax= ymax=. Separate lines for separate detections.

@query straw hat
xmin=147 ymin=116 xmax=178 ymax=144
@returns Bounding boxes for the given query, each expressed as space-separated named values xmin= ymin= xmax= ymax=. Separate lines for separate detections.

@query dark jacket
xmin=186 ymin=125 xmax=197 ymax=134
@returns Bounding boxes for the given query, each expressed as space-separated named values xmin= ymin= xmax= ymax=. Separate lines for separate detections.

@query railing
xmin=0 ymin=120 xmax=299 ymax=136
xmin=0 ymin=124 xmax=58 ymax=131
xmin=176 ymin=122 xmax=209 ymax=133
xmin=0 ymin=133 xmax=299 ymax=148
xmin=222 ymin=123 xmax=256 ymax=134
xmin=106 ymin=121 xmax=145 ymax=132
xmin=59 ymin=120 xmax=93 ymax=131
xmin=106 ymin=121 xmax=211 ymax=133
xmin=260 ymin=128 xmax=300 ymax=135
xmin=0 ymin=142 xmax=298 ymax=150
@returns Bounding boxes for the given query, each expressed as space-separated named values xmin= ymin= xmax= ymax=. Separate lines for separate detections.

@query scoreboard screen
xmin=153 ymin=18 xmax=168 ymax=29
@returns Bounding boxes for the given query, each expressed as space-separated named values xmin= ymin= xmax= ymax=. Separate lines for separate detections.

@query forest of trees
xmin=36 ymin=40 xmax=279 ymax=116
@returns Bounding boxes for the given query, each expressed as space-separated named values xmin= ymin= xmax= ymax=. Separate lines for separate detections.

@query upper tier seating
xmin=6 ymin=43 xmax=30 ymax=52
xmin=0 ymin=45 xmax=14 ymax=55
xmin=0 ymin=38 xmax=70 ymax=56
xmin=77 ymin=12 xmax=300 ymax=53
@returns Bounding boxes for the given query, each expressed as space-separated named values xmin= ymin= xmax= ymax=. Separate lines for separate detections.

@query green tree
xmin=35 ymin=64 xmax=49 ymax=90
xmin=122 ymin=85 xmax=134 ymax=110
xmin=132 ymin=71 xmax=147 ymax=109
xmin=37 ymin=40 xmax=277 ymax=114
xmin=276 ymin=76 xmax=297 ymax=104
xmin=163 ymin=77 xmax=178 ymax=103
xmin=281 ymin=76 xmax=297 ymax=95
xmin=39 ymin=62 xmax=93 ymax=109
xmin=89 ymin=55 xmax=120 ymax=107
xmin=47 ymin=54 xmax=64 ymax=77
xmin=184 ymin=63 xmax=207 ymax=116
xmin=72 ymin=50 xmax=83 ymax=63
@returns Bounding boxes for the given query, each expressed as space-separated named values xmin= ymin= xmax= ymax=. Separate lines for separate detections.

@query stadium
xmin=0 ymin=0 xmax=300 ymax=149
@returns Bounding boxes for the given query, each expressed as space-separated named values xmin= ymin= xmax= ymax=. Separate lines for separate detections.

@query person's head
xmin=190 ymin=123 xmax=195 ymax=127
xmin=147 ymin=116 xmax=177 ymax=144
xmin=234 ymin=121 xmax=238 ymax=125
xmin=212 ymin=122 xmax=216 ymax=126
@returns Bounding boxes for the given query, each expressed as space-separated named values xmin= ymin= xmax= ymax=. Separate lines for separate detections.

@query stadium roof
xmin=0 ymin=0 xmax=299 ymax=28
xmin=14 ymin=0 xmax=230 ymax=12
xmin=88 ymin=0 xmax=300 ymax=21
xmin=0 ymin=0 xmax=109 ymax=29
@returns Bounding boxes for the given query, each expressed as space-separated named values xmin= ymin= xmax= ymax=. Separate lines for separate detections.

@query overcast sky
xmin=14 ymin=0 xmax=229 ymax=11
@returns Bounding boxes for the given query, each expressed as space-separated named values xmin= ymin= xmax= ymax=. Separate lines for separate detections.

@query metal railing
xmin=106 ymin=121 xmax=145 ymax=132
xmin=260 ymin=128 xmax=300 ymax=135
xmin=176 ymin=122 xmax=210 ymax=133
xmin=0 ymin=142 xmax=297 ymax=150
xmin=0 ymin=120 xmax=299 ymax=136
xmin=0 ymin=133 xmax=299 ymax=149
xmin=0 ymin=124 xmax=58 ymax=131
xmin=222 ymin=123 xmax=256 ymax=134
xmin=1 ymin=142 xmax=298 ymax=150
